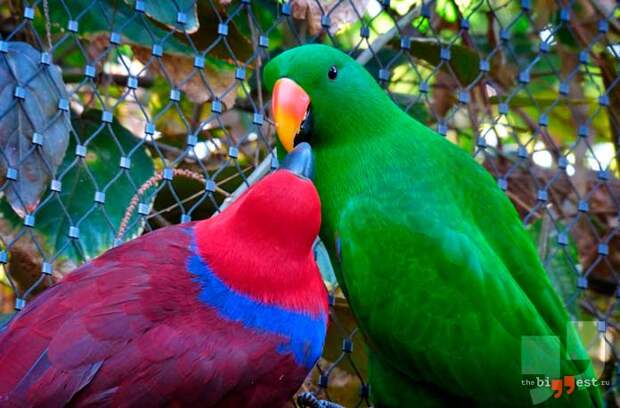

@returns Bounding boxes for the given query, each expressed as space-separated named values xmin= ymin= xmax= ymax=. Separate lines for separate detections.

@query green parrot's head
xmin=264 ymin=44 xmax=394 ymax=153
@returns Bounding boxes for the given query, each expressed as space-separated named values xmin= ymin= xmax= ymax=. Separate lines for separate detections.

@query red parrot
xmin=0 ymin=143 xmax=328 ymax=407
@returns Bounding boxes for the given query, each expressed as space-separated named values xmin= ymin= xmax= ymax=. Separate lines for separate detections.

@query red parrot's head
xmin=237 ymin=142 xmax=320 ymax=250
xmin=194 ymin=143 xmax=326 ymax=315
xmin=201 ymin=143 xmax=320 ymax=257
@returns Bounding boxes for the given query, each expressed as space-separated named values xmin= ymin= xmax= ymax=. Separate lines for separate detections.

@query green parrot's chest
xmin=314 ymin=162 xmax=430 ymax=304
xmin=312 ymin=138 xmax=494 ymax=354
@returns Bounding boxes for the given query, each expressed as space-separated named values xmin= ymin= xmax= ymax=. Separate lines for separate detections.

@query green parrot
xmin=264 ymin=45 xmax=602 ymax=407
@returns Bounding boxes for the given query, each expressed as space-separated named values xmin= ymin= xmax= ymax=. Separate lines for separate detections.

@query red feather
xmin=196 ymin=171 xmax=328 ymax=317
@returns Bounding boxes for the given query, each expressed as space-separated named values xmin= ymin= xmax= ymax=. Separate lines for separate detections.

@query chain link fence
xmin=0 ymin=0 xmax=619 ymax=406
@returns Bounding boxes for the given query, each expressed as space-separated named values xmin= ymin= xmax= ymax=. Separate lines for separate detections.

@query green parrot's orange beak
xmin=271 ymin=78 xmax=311 ymax=152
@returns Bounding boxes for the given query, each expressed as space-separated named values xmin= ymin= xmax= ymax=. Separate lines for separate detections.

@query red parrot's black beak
xmin=280 ymin=142 xmax=314 ymax=180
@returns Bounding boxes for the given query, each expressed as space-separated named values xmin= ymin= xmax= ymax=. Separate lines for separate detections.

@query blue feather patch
xmin=186 ymin=241 xmax=326 ymax=369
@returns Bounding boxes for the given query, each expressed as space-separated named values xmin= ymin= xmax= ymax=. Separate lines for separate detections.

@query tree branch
xmin=356 ymin=7 xmax=419 ymax=65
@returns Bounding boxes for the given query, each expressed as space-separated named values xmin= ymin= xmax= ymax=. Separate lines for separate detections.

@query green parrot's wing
xmin=335 ymin=192 xmax=601 ymax=407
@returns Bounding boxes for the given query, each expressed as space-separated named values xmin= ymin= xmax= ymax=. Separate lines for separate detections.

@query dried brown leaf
xmin=291 ymin=0 xmax=369 ymax=35
xmin=0 ymin=219 xmax=60 ymax=297
xmin=431 ymin=70 xmax=458 ymax=117
xmin=86 ymin=34 xmax=110 ymax=69
xmin=134 ymin=48 xmax=237 ymax=108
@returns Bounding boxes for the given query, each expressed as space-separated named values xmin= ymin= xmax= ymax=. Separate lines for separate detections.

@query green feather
xmin=265 ymin=45 xmax=602 ymax=407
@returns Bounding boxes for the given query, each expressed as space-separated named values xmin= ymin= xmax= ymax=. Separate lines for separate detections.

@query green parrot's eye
xmin=328 ymin=65 xmax=338 ymax=80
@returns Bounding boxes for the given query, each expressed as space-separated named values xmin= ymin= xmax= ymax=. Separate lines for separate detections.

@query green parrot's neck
xmin=315 ymin=110 xmax=429 ymax=195
xmin=313 ymin=87 xmax=404 ymax=149
xmin=311 ymin=105 xmax=448 ymax=258
xmin=312 ymin=111 xmax=404 ymax=237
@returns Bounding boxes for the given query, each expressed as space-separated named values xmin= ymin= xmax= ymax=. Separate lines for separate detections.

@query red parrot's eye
xmin=328 ymin=65 xmax=338 ymax=80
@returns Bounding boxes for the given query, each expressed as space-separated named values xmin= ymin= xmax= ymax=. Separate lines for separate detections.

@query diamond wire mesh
xmin=0 ymin=0 xmax=619 ymax=406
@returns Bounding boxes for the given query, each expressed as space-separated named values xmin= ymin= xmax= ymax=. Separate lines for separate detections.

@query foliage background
xmin=0 ymin=0 xmax=619 ymax=406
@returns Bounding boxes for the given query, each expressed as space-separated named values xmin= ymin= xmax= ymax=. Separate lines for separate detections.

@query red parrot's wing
xmin=0 ymin=223 xmax=309 ymax=407
xmin=0 ymin=224 xmax=192 ymax=405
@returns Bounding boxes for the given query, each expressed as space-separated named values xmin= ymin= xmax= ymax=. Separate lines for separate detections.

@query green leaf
xmin=186 ymin=2 xmax=252 ymax=61
xmin=456 ymin=130 xmax=475 ymax=153
xmin=34 ymin=110 xmax=154 ymax=262
xmin=410 ymin=39 xmax=481 ymax=86
xmin=385 ymin=38 xmax=481 ymax=86
xmin=412 ymin=15 xmax=430 ymax=34
xmin=44 ymin=0 xmax=250 ymax=63
xmin=390 ymin=95 xmax=431 ymax=123
xmin=231 ymin=0 xmax=284 ymax=51
xmin=518 ymin=100 xmax=611 ymax=145
xmin=0 ymin=194 xmax=24 ymax=227
xmin=556 ymin=25 xmax=578 ymax=49
xmin=512 ymin=14 xmax=531 ymax=36
xmin=436 ymin=0 xmax=458 ymax=23
xmin=489 ymin=95 xmax=593 ymax=109
xmin=45 ymin=0 xmax=192 ymax=55
xmin=124 ymin=0 xmax=199 ymax=33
